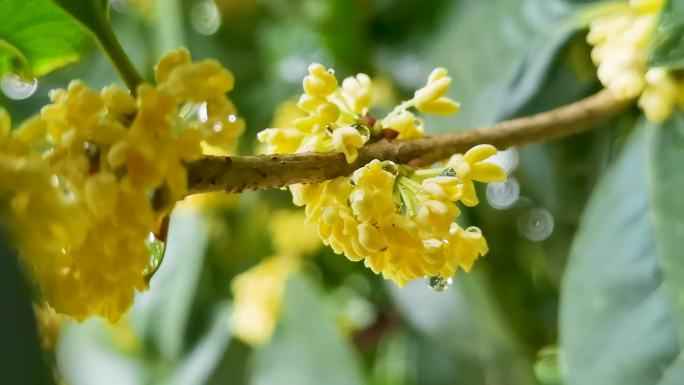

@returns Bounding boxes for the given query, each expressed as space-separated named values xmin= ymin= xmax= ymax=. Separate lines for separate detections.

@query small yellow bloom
xmin=341 ymin=73 xmax=372 ymax=113
xmin=231 ymin=256 xmax=298 ymax=346
xmin=268 ymin=210 xmax=320 ymax=257
xmin=332 ymin=126 xmax=365 ymax=163
xmin=303 ymin=63 xmax=338 ymax=98
xmin=447 ymin=144 xmax=507 ymax=206
xmin=412 ymin=68 xmax=460 ymax=115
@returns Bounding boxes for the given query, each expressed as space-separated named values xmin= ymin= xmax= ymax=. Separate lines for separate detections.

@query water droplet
xmin=1 ymin=73 xmax=37 ymax=100
xmin=465 ymin=226 xmax=482 ymax=235
xmin=486 ymin=176 xmax=520 ymax=209
xmin=327 ymin=68 xmax=335 ymax=75
xmin=212 ymin=122 xmax=223 ymax=132
xmin=197 ymin=102 xmax=208 ymax=123
xmin=352 ymin=123 xmax=370 ymax=140
xmin=227 ymin=114 xmax=237 ymax=123
xmin=519 ymin=208 xmax=554 ymax=242
xmin=191 ymin=0 xmax=221 ymax=35
xmin=381 ymin=161 xmax=399 ymax=175
xmin=440 ymin=167 xmax=457 ymax=177
xmin=487 ymin=147 xmax=519 ymax=173
xmin=427 ymin=275 xmax=453 ymax=292
xmin=144 ymin=231 xmax=167 ymax=284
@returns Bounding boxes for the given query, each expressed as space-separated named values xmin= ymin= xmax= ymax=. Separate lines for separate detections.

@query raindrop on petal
xmin=197 ymin=102 xmax=208 ymax=123
xmin=427 ymin=275 xmax=453 ymax=292
xmin=440 ymin=167 xmax=457 ymax=177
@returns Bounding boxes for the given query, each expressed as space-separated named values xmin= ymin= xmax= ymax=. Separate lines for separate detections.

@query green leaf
xmin=164 ymin=303 xmax=232 ymax=385
xmin=57 ymin=319 xmax=147 ymax=385
xmin=251 ymin=274 xmax=365 ymax=385
xmin=649 ymin=0 xmax=684 ymax=70
xmin=51 ymin=0 xmax=109 ymax=37
xmin=560 ymin=117 xmax=684 ymax=385
xmin=0 ymin=230 xmax=54 ymax=385
xmin=0 ymin=0 xmax=91 ymax=78
xmin=647 ymin=100 xmax=684 ymax=349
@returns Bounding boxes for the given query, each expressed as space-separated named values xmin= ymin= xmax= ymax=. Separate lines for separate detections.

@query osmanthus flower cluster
xmin=587 ymin=0 xmax=684 ymax=122
xmin=258 ymin=65 xmax=506 ymax=287
xmin=0 ymin=49 xmax=244 ymax=321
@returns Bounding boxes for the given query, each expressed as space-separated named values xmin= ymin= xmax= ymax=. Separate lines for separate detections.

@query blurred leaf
xmin=132 ymin=209 xmax=210 ymax=361
xmin=533 ymin=347 xmax=564 ymax=385
xmin=0 ymin=230 xmax=53 ymax=385
xmin=371 ymin=330 xmax=415 ymax=385
xmin=165 ymin=303 xmax=232 ymax=385
xmin=646 ymin=111 xmax=684 ymax=346
xmin=560 ymin=117 xmax=684 ymax=385
xmin=388 ymin=272 xmax=537 ymax=385
xmin=0 ymin=0 xmax=91 ymax=78
xmin=57 ymin=320 xmax=146 ymax=385
xmin=649 ymin=0 xmax=684 ymax=70
xmin=383 ymin=0 xmax=575 ymax=131
xmin=317 ymin=0 xmax=371 ymax=71
xmin=251 ymin=274 xmax=365 ymax=385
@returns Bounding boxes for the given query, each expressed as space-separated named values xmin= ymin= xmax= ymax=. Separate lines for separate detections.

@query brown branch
xmin=186 ymin=89 xmax=632 ymax=194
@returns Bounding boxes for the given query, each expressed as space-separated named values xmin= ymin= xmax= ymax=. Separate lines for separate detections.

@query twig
xmin=186 ymin=89 xmax=632 ymax=194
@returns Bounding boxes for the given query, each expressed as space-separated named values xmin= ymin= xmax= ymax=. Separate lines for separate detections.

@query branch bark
xmin=186 ymin=89 xmax=632 ymax=194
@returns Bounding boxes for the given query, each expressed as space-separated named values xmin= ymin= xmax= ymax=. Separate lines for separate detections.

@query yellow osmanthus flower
xmin=258 ymin=66 xmax=506 ymax=286
xmin=268 ymin=210 xmax=321 ymax=257
xmin=0 ymin=49 xmax=244 ymax=322
xmin=230 ymin=255 xmax=299 ymax=346
xmin=586 ymin=0 xmax=684 ymax=122
xmin=231 ymin=210 xmax=319 ymax=346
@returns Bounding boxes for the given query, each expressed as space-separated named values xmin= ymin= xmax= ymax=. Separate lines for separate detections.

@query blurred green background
xmin=3 ymin=0 xmax=684 ymax=384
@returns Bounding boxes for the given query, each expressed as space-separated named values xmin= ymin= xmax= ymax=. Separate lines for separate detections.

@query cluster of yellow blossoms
xmin=258 ymin=64 xmax=506 ymax=287
xmin=587 ymin=0 xmax=684 ymax=122
xmin=0 ymin=49 xmax=243 ymax=321
xmin=230 ymin=210 xmax=319 ymax=346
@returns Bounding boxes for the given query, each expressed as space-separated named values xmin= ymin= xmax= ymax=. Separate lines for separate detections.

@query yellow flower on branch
xmin=0 ymin=49 xmax=244 ymax=322
xmin=586 ymin=0 xmax=684 ymax=123
xmin=258 ymin=67 xmax=505 ymax=286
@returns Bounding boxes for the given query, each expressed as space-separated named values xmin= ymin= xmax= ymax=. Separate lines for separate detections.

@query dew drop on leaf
xmin=1 ymin=73 xmax=37 ymax=100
